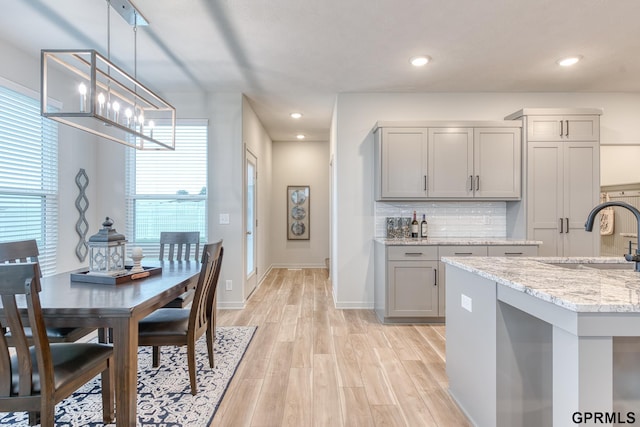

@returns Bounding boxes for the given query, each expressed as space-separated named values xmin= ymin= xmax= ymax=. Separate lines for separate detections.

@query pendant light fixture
xmin=40 ymin=0 xmax=176 ymax=150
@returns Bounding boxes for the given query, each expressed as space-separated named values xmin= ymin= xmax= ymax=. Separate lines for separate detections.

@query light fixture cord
xmin=133 ymin=12 xmax=137 ymax=80
xmin=106 ymin=0 xmax=111 ymax=61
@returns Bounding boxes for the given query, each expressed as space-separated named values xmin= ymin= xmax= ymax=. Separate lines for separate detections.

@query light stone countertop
xmin=441 ymin=256 xmax=640 ymax=313
xmin=375 ymin=238 xmax=542 ymax=246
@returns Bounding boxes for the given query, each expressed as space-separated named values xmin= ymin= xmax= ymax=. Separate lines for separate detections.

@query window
xmin=0 ymin=78 xmax=58 ymax=276
xmin=125 ymin=119 xmax=208 ymax=257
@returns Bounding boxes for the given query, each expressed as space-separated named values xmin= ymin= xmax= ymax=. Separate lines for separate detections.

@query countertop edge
xmin=375 ymin=238 xmax=542 ymax=246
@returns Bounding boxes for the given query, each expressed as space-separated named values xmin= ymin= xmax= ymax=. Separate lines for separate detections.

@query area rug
xmin=0 ymin=326 xmax=256 ymax=427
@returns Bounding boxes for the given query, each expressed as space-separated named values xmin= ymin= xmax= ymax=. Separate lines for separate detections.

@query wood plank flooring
xmin=213 ymin=268 xmax=470 ymax=427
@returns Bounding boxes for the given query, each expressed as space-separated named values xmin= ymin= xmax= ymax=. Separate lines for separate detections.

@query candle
xmin=97 ymin=92 xmax=105 ymax=116
xmin=78 ymin=83 xmax=87 ymax=112
xmin=112 ymin=101 xmax=120 ymax=123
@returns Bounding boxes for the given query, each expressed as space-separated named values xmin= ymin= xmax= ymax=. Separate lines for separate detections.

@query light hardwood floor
xmin=213 ymin=268 xmax=471 ymax=427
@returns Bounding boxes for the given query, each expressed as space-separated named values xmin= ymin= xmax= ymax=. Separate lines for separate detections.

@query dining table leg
xmin=111 ymin=316 xmax=138 ymax=427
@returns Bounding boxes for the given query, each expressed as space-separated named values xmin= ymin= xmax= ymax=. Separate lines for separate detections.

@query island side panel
xmin=496 ymin=301 xmax=552 ymax=426
xmin=445 ymin=265 xmax=497 ymax=427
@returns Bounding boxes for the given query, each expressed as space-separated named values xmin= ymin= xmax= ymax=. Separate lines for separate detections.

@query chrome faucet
xmin=585 ymin=201 xmax=640 ymax=272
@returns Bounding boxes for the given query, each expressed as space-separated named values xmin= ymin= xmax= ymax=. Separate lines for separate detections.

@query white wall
xmin=332 ymin=92 xmax=640 ymax=308
xmin=0 ymin=38 xmax=102 ymax=274
xmin=242 ymin=96 xmax=274 ymax=288
xmin=271 ymin=140 xmax=330 ymax=267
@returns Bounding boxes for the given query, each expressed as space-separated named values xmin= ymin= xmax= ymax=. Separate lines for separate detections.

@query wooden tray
xmin=70 ymin=266 xmax=162 ymax=285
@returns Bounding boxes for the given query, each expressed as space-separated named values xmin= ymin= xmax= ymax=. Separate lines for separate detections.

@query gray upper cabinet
xmin=473 ymin=128 xmax=522 ymax=199
xmin=527 ymin=115 xmax=599 ymax=142
xmin=428 ymin=128 xmax=474 ymax=198
xmin=375 ymin=127 xmax=428 ymax=199
xmin=374 ymin=121 xmax=522 ymax=201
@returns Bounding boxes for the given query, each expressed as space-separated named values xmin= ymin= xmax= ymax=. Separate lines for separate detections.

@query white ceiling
xmin=1 ymin=0 xmax=639 ymax=142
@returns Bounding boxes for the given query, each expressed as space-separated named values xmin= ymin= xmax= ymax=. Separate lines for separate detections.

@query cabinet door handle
xmin=454 ymin=252 xmax=473 ymax=255
xmin=434 ymin=269 xmax=437 ymax=286
xmin=476 ymin=175 xmax=479 ymax=191
xmin=504 ymin=252 xmax=524 ymax=256
xmin=565 ymin=120 xmax=569 ymax=137
xmin=565 ymin=217 xmax=569 ymax=233
xmin=559 ymin=218 xmax=564 ymax=233
xmin=424 ymin=175 xmax=427 ymax=191
xmin=405 ymin=252 xmax=423 ymax=256
xmin=469 ymin=175 xmax=473 ymax=191
xmin=560 ymin=120 xmax=564 ymax=137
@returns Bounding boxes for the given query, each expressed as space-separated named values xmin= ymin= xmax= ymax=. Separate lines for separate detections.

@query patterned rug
xmin=0 ymin=326 xmax=256 ymax=427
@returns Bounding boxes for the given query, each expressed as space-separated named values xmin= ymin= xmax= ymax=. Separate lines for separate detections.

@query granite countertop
xmin=375 ymin=238 xmax=542 ymax=246
xmin=441 ymin=256 xmax=640 ymax=313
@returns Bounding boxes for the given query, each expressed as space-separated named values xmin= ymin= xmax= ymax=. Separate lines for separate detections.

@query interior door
xmin=245 ymin=149 xmax=258 ymax=298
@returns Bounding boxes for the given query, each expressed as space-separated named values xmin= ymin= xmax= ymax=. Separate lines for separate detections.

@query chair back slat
xmin=188 ymin=241 xmax=222 ymax=339
xmin=0 ymin=240 xmax=41 ymax=277
xmin=159 ymin=232 xmax=200 ymax=261
xmin=0 ymin=263 xmax=50 ymax=398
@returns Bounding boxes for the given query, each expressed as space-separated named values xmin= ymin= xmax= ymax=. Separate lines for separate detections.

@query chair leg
xmin=101 ymin=358 xmax=115 ymax=423
xmin=37 ymin=403 xmax=54 ymax=427
xmin=28 ymin=411 xmax=40 ymax=426
xmin=206 ymin=325 xmax=215 ymax=368
xmin=188 ymin=340 xmax=197 ymax=395
xmin=152 ymin=346 xmax=161 ymax=367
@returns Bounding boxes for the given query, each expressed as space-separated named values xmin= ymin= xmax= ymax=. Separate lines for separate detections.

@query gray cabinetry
xmin=374 ymin=242 xmax=539 ymax=322
xmin=473 ymin=127 xmax=521 ymax=199
xmin=506 ymin=108 xmax=602 ymax=257
xmin=386 ymin=246 xmax=438 ymax=317
xmin=428 ymin=128 xmax=473 ymax=198
xmin=374 ymin=121 xmax=522 ymax=201
xmin=527 ymin=115 xmax=599 ymax=142
xmin=375 ymin=127 xmax=428 ymax=199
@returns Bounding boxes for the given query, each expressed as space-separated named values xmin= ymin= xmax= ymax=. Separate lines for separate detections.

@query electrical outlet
xmin=225 ymin=280 xmax=232 ymax=291
xmin=461 ymin=294 xmax=472 ymax=312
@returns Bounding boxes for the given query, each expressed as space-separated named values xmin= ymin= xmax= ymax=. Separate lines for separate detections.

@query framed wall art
xmin=287 ymin=185 xmax=310 ymax=240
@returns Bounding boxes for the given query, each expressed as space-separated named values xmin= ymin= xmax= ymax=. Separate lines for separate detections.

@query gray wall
xmin=271 ymin=140 xmax=330 ymax=267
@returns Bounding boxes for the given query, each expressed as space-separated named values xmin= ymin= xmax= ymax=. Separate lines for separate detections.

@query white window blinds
xmin=0 ymin=78 xmax=59 ymax=276
xmin=125 ymin=119 xmax=208 ymax=258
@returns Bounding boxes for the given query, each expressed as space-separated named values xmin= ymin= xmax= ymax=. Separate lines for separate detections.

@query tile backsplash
xmin=375 ymin=201 xmax=506 ymax=238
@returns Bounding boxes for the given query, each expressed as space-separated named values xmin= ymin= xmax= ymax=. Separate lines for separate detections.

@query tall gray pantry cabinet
xmin=506 ymin=108 xmax=602 ymax=257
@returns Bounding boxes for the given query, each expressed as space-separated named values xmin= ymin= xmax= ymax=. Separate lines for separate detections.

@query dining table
xmin=1 ymin=259 xmax=201 ymax=427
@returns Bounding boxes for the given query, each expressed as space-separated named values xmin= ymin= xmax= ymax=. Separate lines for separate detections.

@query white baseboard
xmin=216 ymin=301 xmax=246 ymax=309
xmin=270 ymin=262 xmax=327 ymax=269
xmin=334 ymin=301 xmax=375 ymax=309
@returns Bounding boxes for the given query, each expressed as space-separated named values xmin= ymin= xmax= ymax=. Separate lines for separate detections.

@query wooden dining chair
xmin=0 ymin=262 xmax=114 ymax=426
xmin=159 ymin=231 xmax=201 ymax=308
xmin=138 ymin=240 xmax=223 ymax=395
xmin=0 ymin=240 xmax=96 ymax=344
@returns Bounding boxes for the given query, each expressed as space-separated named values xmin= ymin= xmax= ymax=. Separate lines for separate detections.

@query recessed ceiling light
xmin=290 ymin=112 xmax=302 ymax=119
xmin=557 ymin=56 xmax=582 ymax=67
xmin=296 ymin=134 xmax=305 ymax=140
xmin=410 ymin=55 xmax=431 ymax=67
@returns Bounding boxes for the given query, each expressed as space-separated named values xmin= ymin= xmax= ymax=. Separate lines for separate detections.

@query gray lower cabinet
xmin=374 ymin=244 xmax=439 ymax=322
xmin=374 ymin=242 xmax=539 ymax=323
xmin=388 ymin=260 xmax=438 ymax=317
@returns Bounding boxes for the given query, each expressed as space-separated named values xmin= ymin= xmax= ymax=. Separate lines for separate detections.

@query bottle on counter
xmin=421 ymin=214 xmax=428 ymax=238
xmin=411 ymin=211 xmax=419 ymax=238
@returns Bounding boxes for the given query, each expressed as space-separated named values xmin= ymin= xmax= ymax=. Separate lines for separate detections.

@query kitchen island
xmin=443 ymin=256 xmax=640 ymax=427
